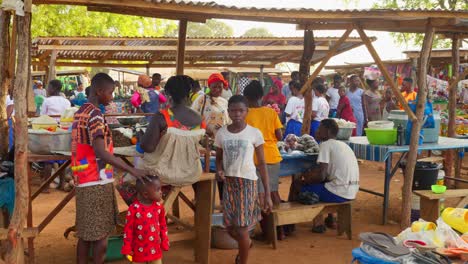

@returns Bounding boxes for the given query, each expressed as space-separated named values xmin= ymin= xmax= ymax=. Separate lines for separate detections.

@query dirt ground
xmin=30 ymin=160 xmax=434 ymax=264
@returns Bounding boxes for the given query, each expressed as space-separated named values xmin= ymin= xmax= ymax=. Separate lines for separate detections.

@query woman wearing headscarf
xmin=191 ymin=73 xmax=230 ymax=136
xmin=131 ymin=75 xmax=166 ymax=118
xmin=262 ymin=78 xmax=286 ymax=110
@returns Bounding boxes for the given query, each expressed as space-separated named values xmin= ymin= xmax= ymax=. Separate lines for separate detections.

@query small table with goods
xmin=347 ymin=136 xmax=468 ymax=225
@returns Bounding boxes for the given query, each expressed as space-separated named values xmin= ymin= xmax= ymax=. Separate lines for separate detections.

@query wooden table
xmin=413 ymin=189 xmax=468 ymax=222
xmin=26 ymin=151 xmax=215 ymax=264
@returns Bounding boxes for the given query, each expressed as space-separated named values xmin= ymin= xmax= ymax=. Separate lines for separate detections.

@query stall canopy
xmin=404 ymin=48 xmax=468 ymax=66
xmin=33 ymin=0 xmax=468 ymax=33
xmin=31 ymin=36 xmax=374 ymax=68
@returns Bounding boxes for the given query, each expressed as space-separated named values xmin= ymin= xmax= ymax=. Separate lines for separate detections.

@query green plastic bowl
xmin=365 ymin=128 xmax=397 ymax=145
xmin=431 ymin=185 xmax=447 ymax=194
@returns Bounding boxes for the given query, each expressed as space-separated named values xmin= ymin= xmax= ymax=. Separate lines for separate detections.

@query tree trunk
xmin=300 ymin=30 xmax=315 ymax=135
xmin=401 ymin=22 xmax=434 ymax=228
xmin=444 ymin=35 xmax=460 ymax=186
xmin=0 ymin=10 xmax=11 ymax=158
xmin=6 ymin=11 xmax=32 ymax=264
xmin=176 ymin=19 xmax=188 ymax=75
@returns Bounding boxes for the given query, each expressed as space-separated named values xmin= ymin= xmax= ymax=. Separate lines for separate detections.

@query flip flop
xmin=359 ymin=232 xmax=410 ymax=257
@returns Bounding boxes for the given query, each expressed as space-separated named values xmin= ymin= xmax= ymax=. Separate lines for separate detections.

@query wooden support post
xmin=146 ymin=64 xmax=150 ymax=76
xmin=6 ymin=4 xmax=32 ymax=263
xmin=300 ymin=29 xmax=352 ymax=135
xmin=176 ymin=19 xmax=187 ymax=75
xmin=0 ymin=10 xmax=11 ymax=158
xmin=299 ymin=30 xmax=315 ymax=135
xmin=302 ymin=28 xmax=353 ymax=93
xmin=411 ymin=58 xmax=418 ymax=90
xmin=259 ymin=65 xmax=264 ymax=87
xmin=445 ymin=35 xmax=460 ymax=184
xmin=401 ymin=21 xmax=434 ymax=228
xmin=194 ymin=178 xmax=214 ymax=264
xmin=355 ymin=24 xmax=417 ymax=122
xmin=47 ymin=50 xmax=57 ymax=82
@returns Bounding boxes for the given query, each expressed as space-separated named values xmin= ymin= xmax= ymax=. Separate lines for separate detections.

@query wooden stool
xmin=413 ymin=189 xmax=468 ymax=222
xmin=265 ymin=201 xmax=352 ymax=249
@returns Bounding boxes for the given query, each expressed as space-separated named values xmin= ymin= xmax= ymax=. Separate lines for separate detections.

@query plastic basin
xmin=365 ymin=128 xmax=397 ymax=145
xmin=431 ymin=185 xmax=447 ymax=194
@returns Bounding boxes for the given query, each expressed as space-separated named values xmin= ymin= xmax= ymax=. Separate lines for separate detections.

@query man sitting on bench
xmin=300 ymin=119 xmax=359 ymax=233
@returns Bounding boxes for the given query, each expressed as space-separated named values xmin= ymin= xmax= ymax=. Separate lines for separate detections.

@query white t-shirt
xmin=214 ymin=125 xmax=265 ymax=181
xmin=6 ymin=95 xmax=14 ymax=116
xmin=34 ymin=88 xmax=47 ymax=97
xmin=74 ymin=90 xmax=86 ymax=97
xmin=284 ymin=96 xmax=305 ymax=123
xmin=312 ymin=96 xmax=330 ymax=121
xmin=40 ymin=96 xmax=71 ymax=116
xmin=326 ymin=87 xmax=340 ymax=109
xmin=318 ymin=139 xmax=359 ymax=200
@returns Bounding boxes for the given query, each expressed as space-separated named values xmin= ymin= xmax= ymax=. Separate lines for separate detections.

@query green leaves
xmin=372 ymin=0 xmax=467 ymax=47
xmin=31 ymin=5 xmax=177 ymax=38
xmin=242 ymin=27 xmax=275 ymax=38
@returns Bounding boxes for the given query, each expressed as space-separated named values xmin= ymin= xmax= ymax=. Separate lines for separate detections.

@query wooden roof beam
xmin=31 ymin=61 xmax=275 ymax=68
xmin=34 ymin=36 xmax=363 ymax=42
xmin=37 ymin=44 xmax=331 ymax=52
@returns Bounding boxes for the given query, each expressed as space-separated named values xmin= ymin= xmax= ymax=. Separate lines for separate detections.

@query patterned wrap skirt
xmin=222 ymin=176 xmax=261 ymax=228
xmin=75 ymin=183 xmax=118 ymax=241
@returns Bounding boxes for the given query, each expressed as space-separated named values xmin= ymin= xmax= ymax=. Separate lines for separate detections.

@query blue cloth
xmin=8 ymin=118 xmax=13 ymax=151
xmin=141 ymin=89 xmax=160 ymax=122
xmin=351 ymin=248 xmax=398 ymax=264
xmin=310 ymin=120 xmax=321 ymax=138
xmin=347 ymin=88 xmax=364 ymax=136
xmin=0 ymin=177 xmax=15 ymax=216
xmin=282 ymin=84 xmax=291 ymax=100
xmin=201 ymin=153 xmax=319 ymax=177
xmin=300 ymin=183 xmax=349 ymax=203
xmin=284 ymin=119 xmax=302 ymax=138
xmin=329 ymin=109 xmax=337 ymax=118
xmin=347 ymin=136 xmax=468 ymax=162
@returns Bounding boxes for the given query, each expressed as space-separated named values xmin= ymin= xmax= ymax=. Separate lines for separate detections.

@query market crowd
xmin=3 ymin=70 xmax=467 ymax=264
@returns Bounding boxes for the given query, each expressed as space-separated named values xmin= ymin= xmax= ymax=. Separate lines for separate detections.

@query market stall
xmin=1 ymin=1 xmax=468 ymax=263
xmin=348 ymin=136 xmax=468 ymax=224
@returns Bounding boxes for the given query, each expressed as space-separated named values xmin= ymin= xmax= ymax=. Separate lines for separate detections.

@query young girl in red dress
xmin=337 ymin=87 xmax=357 ymax=136
xmin=121 ymin=176 xmax=169 ymax=264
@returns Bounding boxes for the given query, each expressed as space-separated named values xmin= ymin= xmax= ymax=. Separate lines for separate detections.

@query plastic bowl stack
xmin=365 ymin=121 xmax=397 ymax=145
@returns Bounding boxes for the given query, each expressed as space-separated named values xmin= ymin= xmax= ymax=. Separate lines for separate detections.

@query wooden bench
xmin=413 ymin=189 xmax=468 ymax=222
xmin=264 ymin=201 xmax=352 ymax=249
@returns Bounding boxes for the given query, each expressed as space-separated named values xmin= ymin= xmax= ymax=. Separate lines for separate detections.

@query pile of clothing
xmin=278 ymin=134 xmax=320 ymax=155
xmin=353 ymin=218 xmax=468 ymax=263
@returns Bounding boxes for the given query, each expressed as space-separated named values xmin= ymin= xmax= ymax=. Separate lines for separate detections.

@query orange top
xmin=399 ymin=91 xmax=417 ymax=110
xmin=246 ymin=107 xmax=283 ymax=165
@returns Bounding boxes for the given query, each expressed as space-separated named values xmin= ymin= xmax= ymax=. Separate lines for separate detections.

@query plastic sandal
xmin=359 ymin=232 xmax=410 ymax=257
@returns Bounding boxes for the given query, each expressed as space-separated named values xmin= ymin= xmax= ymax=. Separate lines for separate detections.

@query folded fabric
xmin=0 ymin=177 xmax=15 ymax=216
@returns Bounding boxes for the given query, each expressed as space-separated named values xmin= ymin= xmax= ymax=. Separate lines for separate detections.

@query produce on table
xmin=332 ymin=118 xmax=356 ymax=128
xmin=278 ymin=134 xmax=319 ymax=154
xmin=31 ymin=115 xmax=58 ymax=131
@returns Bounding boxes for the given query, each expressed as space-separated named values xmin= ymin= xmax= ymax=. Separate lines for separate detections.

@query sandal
xmin=312 ymin=225 xmax=326 ymax=234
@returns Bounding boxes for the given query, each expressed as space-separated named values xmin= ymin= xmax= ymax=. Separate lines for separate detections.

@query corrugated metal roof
xmin=145 ymin=0 xmax=468 ymax=13
xmin=31 ymin=36 xmax=374 ymax=68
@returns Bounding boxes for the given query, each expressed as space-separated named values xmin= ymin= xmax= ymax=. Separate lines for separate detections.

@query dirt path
xmin=33 ymin=160 xmax=405 ymax=263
